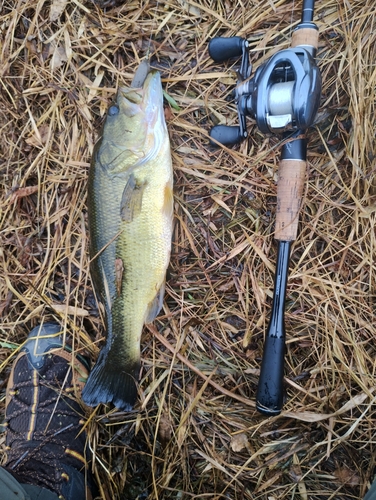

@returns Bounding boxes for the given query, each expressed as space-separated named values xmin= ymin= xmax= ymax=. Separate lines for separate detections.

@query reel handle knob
xmin=208 ymin=36 xmax=244 ymax=63
xmin=209 ymin=125 xmax=245 ymax=146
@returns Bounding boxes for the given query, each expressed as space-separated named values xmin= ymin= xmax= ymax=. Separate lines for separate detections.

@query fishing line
xmin=286 ymin=0 xmax=295 ymax=82
xmin=132 ymin=0 xmax=160 ymax=86
xmin=290 ymin=0 xmax=295 ymax=36
xmin=145 ymin=0 xmax=160 ymax=61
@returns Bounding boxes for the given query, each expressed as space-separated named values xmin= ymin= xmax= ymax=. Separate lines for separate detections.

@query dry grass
xmin=1 ymin=0 xmax=376 ymax=499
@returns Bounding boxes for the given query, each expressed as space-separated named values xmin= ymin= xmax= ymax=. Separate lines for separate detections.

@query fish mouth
xmin=117 ymin=63 xmax=162 ymax=118
xmin=131 ymin=60 xmax=151 ymax=88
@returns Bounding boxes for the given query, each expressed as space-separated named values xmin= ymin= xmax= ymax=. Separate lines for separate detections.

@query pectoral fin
xmin=145 ymin=282 xmax=166 ymax=324
xmin=120 ymin=173 xmax=147 ymax=222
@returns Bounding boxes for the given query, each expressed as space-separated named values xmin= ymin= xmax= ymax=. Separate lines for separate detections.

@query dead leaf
xmin=25 ymin=36 xmax=38 ymax=55
xmin=50 ymin=0 xmax=68 ymax=21
xmin=0 ymin=291 xmax=13 ymax=317
xmin=176 ymin=38 xmax=189 ymax=51
xmin=164 ymin=106 xmax=174 ymax=122
xmin=177 ymin=0 xmax=201 ymax=16
xmin=177 ymin=423 xmax=187 ymax=448
xmin=25 ymin=124 xmax=49 ymax=147
xmin=50 ymin=44 xmax=68 ymax=70
xmin=211 ymin=194 xmax=232 ymax=214
xmin=284 ymin=387 xmax=376 ymax=422
xmin=256 ymin=472 xmax=282 ymax=493
xmin=52 ymin=304 xmax=89 ymax=316
xmin=158 ymin=414 xmax=173 ymax=447
xmin=289 ymin=464 xmax=303 ymax=483
xmin=334 ymin=467 xmax=361 ymax=487
xmin=9 ymin=185 xmax=39 ymax=203
xmin=219 ymin=74 xmax=237 ymax=86
xmin=230 ymin=433 xmax=250 ymax=453
xmin=189 ymin=326 xmax=205 ymax=351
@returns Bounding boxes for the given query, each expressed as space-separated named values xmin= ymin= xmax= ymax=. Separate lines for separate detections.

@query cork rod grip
xmin=291 ymin=27 xmax=319 ymax=49
xmin=275 ymin=159 xmax=306 ymax=241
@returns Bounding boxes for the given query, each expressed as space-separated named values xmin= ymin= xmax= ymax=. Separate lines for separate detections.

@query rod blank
xmin=302 ymin=0 xmax=315 ymax=22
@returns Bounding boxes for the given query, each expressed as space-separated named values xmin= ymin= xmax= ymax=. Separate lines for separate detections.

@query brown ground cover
xmin=1 ymin=1 xmax=375 ymax=498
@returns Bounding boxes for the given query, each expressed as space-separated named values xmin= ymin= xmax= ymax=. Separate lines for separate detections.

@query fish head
xmin=98 ymin=67 xmax=166 ymax=174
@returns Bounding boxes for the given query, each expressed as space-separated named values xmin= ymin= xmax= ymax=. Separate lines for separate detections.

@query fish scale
xmin=82 ymin=69 xmax=173 ymax=411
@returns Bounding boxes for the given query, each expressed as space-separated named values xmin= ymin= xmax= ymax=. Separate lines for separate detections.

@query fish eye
xmin=108 ymin=104 xmax=119 ymax=116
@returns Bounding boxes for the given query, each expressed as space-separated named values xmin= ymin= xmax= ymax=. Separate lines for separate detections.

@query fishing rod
xmin=208 ymin=0 xmax=321 ymax=415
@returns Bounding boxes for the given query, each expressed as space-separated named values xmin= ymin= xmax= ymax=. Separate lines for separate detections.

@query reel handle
xmin=208 ymin=36 xmax=244 ymax=63
xmin=209 ymin=125 xmax=245 ymax=146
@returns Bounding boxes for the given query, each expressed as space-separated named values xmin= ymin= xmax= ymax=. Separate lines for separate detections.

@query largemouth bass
xmin=82 ymin=65 xmax=173 ymax=411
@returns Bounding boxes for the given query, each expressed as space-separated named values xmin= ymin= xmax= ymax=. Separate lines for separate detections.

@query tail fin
xmin=82 ymin=350 xmax=139 ymax=411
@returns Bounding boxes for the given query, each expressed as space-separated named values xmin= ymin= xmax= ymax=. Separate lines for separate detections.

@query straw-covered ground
xmin=1 ymin=0 xmax=375 ymax=498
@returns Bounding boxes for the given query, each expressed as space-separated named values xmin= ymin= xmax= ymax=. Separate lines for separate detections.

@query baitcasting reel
xmin=209 ymin=22 xmax=321 ymax=146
